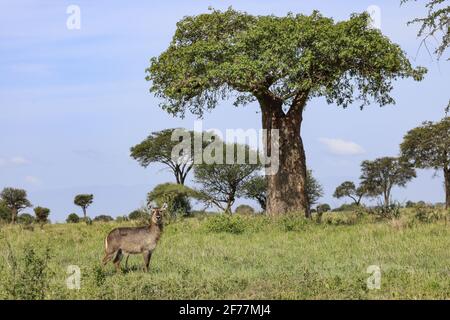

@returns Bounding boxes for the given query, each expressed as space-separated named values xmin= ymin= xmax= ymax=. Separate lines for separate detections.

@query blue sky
xmin=1 ymin=0 xmax=449 ymax=222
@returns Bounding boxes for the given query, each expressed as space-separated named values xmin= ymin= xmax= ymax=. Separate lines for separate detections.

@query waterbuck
xmin=102 ymin=204 xmax=166 ymax=272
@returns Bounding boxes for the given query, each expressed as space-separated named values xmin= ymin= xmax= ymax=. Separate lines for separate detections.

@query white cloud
xmin=10 ymin=156 xmax=29 ymax=165
xmin=25 ymin=175 xmax=41 ymax=185
xmin=319 ymin=138 xmax=365 ymax=156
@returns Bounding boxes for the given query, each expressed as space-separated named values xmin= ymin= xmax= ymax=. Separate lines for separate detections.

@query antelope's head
xmin=149 ymin=203 xmax=167 ymax=225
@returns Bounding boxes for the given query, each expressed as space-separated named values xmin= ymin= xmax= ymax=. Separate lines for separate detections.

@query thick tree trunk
xmin=444 ymin=167 xmax=450 ymax=210
xmin=260 ymin=97 xmax=309 ymax=217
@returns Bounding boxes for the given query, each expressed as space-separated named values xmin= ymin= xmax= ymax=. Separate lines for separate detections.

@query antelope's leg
xmin=124 ymin=254 xmax=130 ymax=270
xmin=113 ymin=249 xmax=123 ymax=273
xmin=143 ymin=251 xmax=152 ymax=272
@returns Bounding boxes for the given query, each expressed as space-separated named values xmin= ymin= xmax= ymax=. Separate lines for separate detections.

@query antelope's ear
xmin=147 ymin=202 xmax=153 ymax=210
xmin=161 ymin=203 xmax=168 ymax=210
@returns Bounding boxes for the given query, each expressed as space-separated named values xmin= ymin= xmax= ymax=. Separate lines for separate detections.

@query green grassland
xmin=0 ymin=210 xmax=449 ymax=299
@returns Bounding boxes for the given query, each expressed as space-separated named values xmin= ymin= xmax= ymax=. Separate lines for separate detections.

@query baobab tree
xmin=146 ymin=8 xmax=425 ymax=215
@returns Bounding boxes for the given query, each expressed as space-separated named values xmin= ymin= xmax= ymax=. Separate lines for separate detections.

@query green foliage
xmin=204 ymin=214 xmax=247 ymax=234
xmin=128 ymin=209 xmax=150 ymax=221
xmin=17 ymin=213 xmax=35 ymax=225
xmin=401 ymin=117 xmax=449 ymax=170
xmin=115 ymin=215 xmax=129 ymax=223
xmin=360 ymin=157 xmax=416 ymax=206
xmin=332 ymin=203 xmax=361 ymax=212
xmin=316 ymin=203 xmax=331 ymax=213
xmin=93 ymin=215 xmax=114 ymax=222
xmin=130 ymin=128 xmax=199 ymax=185
xmin=277 ymin=214 xmax=311 ymax=231
xmin=147 ymin=8 xmax=425 ymax=117
xmin=194 ymin=142 xmax=262 ymax=213
xmin=0 ymin=188 xmax=32 ymax=223
xmin=242 ymin=175 xmax=267 ymax=211
xmin=148 ymin=183 xmax=202 ymax=218
xmin=74 ymin=194 xmax=94 ymax=218
xmin=322 ymin=212 xmax=359 ymax=226
xmin=2 ymin=243 xmax=52 ymax=299
xmin=234 ymin=204 xmax=255 ymax=215
xmin=333 ymin=181 xmax=367 ymax=205
xmin=367 ymin=203 xmax=402 ymax=219
xmin=0 ymin=201 xmax=12 ymax=222
xmin=34 ymin=206 xmax=50 ymax=226
xmin=66 ymin=213 xmax=80 ymax=223
xmin=305 ymin=169 xmax=324 ymax=208
xmin=414 ymin=203 xmax=447 ymax=223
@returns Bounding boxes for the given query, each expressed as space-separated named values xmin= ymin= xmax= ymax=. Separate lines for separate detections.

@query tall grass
xmin=0 ymin=210 xmax=449 ymax=299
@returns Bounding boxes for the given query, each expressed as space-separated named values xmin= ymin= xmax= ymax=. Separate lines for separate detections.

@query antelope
xmin=102 ymin=203 xmax=166 ymax=272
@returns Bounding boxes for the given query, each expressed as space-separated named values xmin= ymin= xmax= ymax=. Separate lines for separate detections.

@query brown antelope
xmin=102 ymin=203 xmax=166 ymax=272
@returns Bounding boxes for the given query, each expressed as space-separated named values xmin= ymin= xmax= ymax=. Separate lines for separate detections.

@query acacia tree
xmin=34 ymin=206 xmax=50 ymax=227
xmin=0 ymin=187 xmax=32 ymax=224
xmin=400 ymin=117 xmax=450 ymax=208
xmin=194 ymin=143 xmax=261 ymax=213
xmin=402 ymin=0 xmax=449 ymax=60
xmin=74 ymin=194 xmax=94 ymax=219
xmin=333 ymin=181 xmax=367 ymax=205
xmin=147 ymin=8 xmax=425 ymax=216
xmin=360 ymin=157 xmax=416 ymax=206
xmin=131 ymin=129 xmax=195 ymax=185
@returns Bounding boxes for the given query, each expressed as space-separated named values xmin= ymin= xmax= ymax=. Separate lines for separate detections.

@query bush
xmin=332 ymin=203 xmax=360 ymax=212
xmin=34 ymin=207 xmax=50 ymax=226
xmin=66 ymin=213 xmax=80 ymax=223
xmin=0 ymin=201 xmax=12 ymax=222
xmin=17 ymin=213 xmax=35 ymax=225
xmin=367 ymin=203 xmax=402 ymax=219
xmin=128 ymin=209 xmax=149 ymax=221
xmin=322 ymin=212 xmax=358 ymax=225
xmin=235 ymin=204 xmax=255 ymax=215
xmin=93 ymin=215 xmax=114 ymax=222
xmin=148 ymin=183 xmax=201 ymax=218
xmin=2 ymin=244 xmax=52 ymax=299
xmin=414 ymin=204 xmax=447 ymax=223
xmin=277 ymin=214 xmax=310 ymax=232
xmin=115 ymin=215 xmax=129 ymax=223
xmin=204 ymin=214 xmax=247 ymax=234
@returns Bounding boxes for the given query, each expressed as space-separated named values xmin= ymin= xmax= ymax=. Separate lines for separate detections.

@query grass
xmin=0 ymin=210 xmax=449 ymax=299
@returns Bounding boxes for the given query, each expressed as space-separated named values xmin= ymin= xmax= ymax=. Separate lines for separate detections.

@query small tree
xmin=243 ymin=170 xmax=323 ymax=213
xmin=131 ymin=129 xmax=209 ymax=185
xmin=305 ymin=170 xmax=324 ymax=210
xmin=316 ymin=203 xmax=331 ymax=213
xmin=333 ymin=181 xmax=367 ymax=205
xmin=235 ymin=204 xmax=255 ymax=215
xmin=74 ymin=194 xmax=94 ymax=219
xmin=66 ymin=213 xmax=80 ymax=223
xmin=242 ymin=175 xmax=267 ymax=211
xmin=194 ymin=143 xmax=262 ymax=213
xmin=93 ymin=215 xmax=114 ymax=222
xmin=34 ymin=206 xmax=50 ymax=227
xmin=400 ymin=117 xmax=450 ymax=209
xmin=147 ymin=183 xmax=201 ymax=217
xmin=360 ymin=157 xmax=416 ymax=206
xmin=18 ymin=213 xmax=35 ymax=225
xmin=0 ymin=187 xmax=32 ymax=224
xmin=0 ymin=201 xmax=12 ymax=222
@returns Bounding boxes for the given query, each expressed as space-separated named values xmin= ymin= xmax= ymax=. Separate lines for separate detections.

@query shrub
xmin=277 ymin=214 xmax=310 ymax=231
xmin=93 ymin=215 xmax=114 ymax=222
xmin=128 ymin=209 xmax=149 ymax=221
xmin=17 ymin=213 xmax=35 ymax=225
xmin=414 ymin=204 xmax=447 ymax=223
xmin=115 ymin=215 xmax=129 ymax=223
xmin=147 ymin=183 xmax=200 ymax=218
xmin=367 ymin=203 xmax=402 ymax=219
xmin=34 ymin=207 xmax=50 ymax=226
xmin=235 ymin=204 xmax=255 ymax=215
xmin=204 ymin=214 xmax=247 ymax=234
xmin=332 ymin=203 xmax=360 ymax=212
xmin=66 ymin=213 xmax=80 ymax=223
xmin=2 ymin=243 xmax=52 ymax=299
xmin=0 ymin=201 xmax=12 ymax=222
xmin=322 ymin=212 xmax=358 ymax=225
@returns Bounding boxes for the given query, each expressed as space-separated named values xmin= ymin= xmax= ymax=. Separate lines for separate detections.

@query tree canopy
xmin=131 ymin=128 xmax=199 ymax=185
xmin=360 ymin=157 xmax=416 ymax=206
xmin=147 ymin=8 xmax=425 ymax=116
xmin=0 ymin=187 xmax=32 ymax=224
xmin=333 ymin=181 xmax=367 ymax=205
xmin=400 ymin=117 xmax=450 ymax=208
xmin=74 ymin=194 xmax=94 ymax=218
